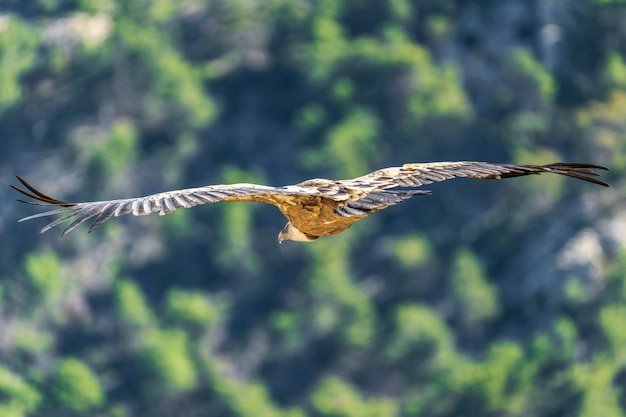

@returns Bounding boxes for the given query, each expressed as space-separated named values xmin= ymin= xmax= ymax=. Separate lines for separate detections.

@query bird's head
xmin=278 ymin=222 xmax=318 ymax=243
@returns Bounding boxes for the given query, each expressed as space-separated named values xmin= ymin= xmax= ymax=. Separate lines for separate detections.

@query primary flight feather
xmin=11 ymin=161 xmax=609 ymax=242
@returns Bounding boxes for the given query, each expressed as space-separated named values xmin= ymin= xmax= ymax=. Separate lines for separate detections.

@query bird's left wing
xmin=11 ymin=175 xmax=319 ymax=236
xmin=340 ymin=161 xmax=609 ymax=189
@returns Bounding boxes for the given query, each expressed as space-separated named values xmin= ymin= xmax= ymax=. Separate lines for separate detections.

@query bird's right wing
xmin=11 ymin=176 xmax=319 ymax=236
xmin=342 ymin=161 xmax=609 ymax=190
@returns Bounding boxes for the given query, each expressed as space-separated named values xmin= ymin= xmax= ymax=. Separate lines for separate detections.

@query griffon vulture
xmin=11 ymin=161 xmax=609 ymax=242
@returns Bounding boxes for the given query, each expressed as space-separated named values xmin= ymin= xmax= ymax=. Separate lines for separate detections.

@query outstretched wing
xmin=12 ymin=162 xmax=609 ymax=236
xmin=325 ymin=161 xmax=609 ymax=219
xmin=11 ymin=176 xmax=324 ymax=236
xmin=340 ymin=161 xmax=609 ymax=190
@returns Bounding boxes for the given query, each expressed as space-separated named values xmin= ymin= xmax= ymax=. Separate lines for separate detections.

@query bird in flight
xmin=12 ymin=161 xmax=608 ymax=242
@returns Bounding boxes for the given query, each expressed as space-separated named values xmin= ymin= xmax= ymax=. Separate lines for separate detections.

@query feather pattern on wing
xmin=342 ymin=161 xmax=609 ymax=189
xmin=11 ymin=161 xmax=608 ymax=238
xmin=11 ymin=176 xmax=313 ymax=236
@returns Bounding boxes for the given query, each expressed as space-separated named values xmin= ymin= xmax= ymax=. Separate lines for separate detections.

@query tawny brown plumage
xmin=11 ymin=161 xmax=609 ymax=242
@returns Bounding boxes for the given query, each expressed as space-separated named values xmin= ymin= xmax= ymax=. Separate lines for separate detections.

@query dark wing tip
xmin=11 ymin=175 xmax=74 ymax=206
xmin=549 ymin=162 xmax=609 ymax=171
xmin=543 ymin=163 xmax=610 ymax=187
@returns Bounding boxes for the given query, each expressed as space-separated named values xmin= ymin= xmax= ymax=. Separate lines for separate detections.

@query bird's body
xmin=11 ymin=161 xmax=609 ymax=242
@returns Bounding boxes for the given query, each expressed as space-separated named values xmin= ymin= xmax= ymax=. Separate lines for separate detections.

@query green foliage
xmin=332 ymin=78 xmax=355 ymax=102
xmin=271 ymin=310 xmax=303 ymax=348
xmin=0 ymin=365 xmax=41 ymax=416
xmin=159 ymin=208 xmax=191 ymax=237
xmin=166 ymin=288 xmax=220 ymax=326
xmin=117 ymin=19 xmax=217 ymax=128
xmin=142 ymin=328 xmax=197 ymax=393
xmin=386 ymin=303 xmax=455 ymax=369
xmin=24 ymin=250 xmax=63 ymax=300
xmin=210 ymin=369 xmax=305 ymax=417
xmin=301 ymin=19 xmax=471 ymax=123
xmin=115 ymin=279 xmax=154 ymax=327
xmin=564 ymin=276 xmax=593 ymax=305
xmin=553 ymin=316 xmax=578 ymax=358
xmin=307 ymin=237 xmax=376 ymax=346
xmin=160 ymin=132 xmax=200 ymax=186
xmin=13 ymin=326 xmax=53 ymax=354
xmin=470 ymin=341 xmax=526 ymax=413
xmin=145 ymin=0 xmax=179 ymax=22
xmin=304 ymin=108 xmax=380 ymax=178
xmin=304 ymin=17 xmax=347 ymax=81
xmin=509 ymin=48 xmax=556 ymax=105
xmin=78 ymin=0 xmax=116 ymax=14
xmin=590 ymin=0 xmax=626 ymax=4
xmin=573 ymin=357 xmax=624 ymax=417
xmin=450 ymin=248 xmax=499 ymax=324
xmin=294 ymin=103 xmax=327 ymax=131
xmin=388 ymin=0 xmax=412 ymax=20
xmin=409 ymin=62 xmax=470 ymax=121
xmin=51 ymin=359 xmax=104 ymax=412
xmin=311 ymin=377 xmax=398 ymax=417
xmin=426 ymin=15 xmax=452 ymax=37
xmin=598 ymin=304 xmax=626 ymax=363
xmin=94 ymin=120 xmax=138 ymax=179
xmin=0 ymin=17 xmax=39 ymax=113
xmin=605 ymin=248 xmax=626 ymax=301
xmin=605 ymin=52 xmax=626 ymax=88
xmin=38 ymin=0 xmax=60 ymax=12
xmin=391 ymin=234 xmax=432 ymax=268
xmin=577 ymin=90 xmax=626 ymax=172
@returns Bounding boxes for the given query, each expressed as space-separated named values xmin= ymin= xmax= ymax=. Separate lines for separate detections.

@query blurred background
xmin=1 ymin=0 xmax=625 ymax=416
